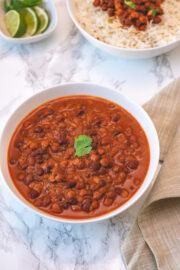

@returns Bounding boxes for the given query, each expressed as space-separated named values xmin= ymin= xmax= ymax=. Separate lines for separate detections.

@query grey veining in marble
xmin=0 ymin=0 xmax=180 ymax=269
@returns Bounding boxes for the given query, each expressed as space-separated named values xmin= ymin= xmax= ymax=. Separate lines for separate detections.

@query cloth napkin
xmin=122 ymin=78 xmax=180 ymax=270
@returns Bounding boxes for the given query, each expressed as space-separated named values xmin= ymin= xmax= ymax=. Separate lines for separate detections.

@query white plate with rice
xmin=67 ymin=0 xmax=180 ymax=58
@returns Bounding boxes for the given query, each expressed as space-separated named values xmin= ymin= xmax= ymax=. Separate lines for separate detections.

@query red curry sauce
xmin=8 ymin=96 xmax=150 ymax=219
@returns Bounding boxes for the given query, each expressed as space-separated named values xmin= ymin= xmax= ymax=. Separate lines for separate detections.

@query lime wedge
xmin=4 ymin=10 xmax=26 ymax=38
xmin=22 ymin=7 xmax=39 ymax=36
xmin=34 ymin=6 xmax=49 ymax=34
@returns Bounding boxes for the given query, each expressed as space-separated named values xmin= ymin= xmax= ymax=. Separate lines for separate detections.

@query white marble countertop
xmin=0 ymin=1 xmax=180 ymax=269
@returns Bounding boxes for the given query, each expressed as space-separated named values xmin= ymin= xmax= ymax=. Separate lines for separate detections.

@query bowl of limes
xmin=0 ymin=0 xmax=57 ymax=43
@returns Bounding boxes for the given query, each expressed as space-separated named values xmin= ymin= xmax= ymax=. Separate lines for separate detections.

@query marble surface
xmin=0 ymin=0 xmax=180 ymax=269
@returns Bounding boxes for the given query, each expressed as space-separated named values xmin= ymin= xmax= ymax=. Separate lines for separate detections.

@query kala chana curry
xmin=8 ymin=96 xmax=150 ymax=219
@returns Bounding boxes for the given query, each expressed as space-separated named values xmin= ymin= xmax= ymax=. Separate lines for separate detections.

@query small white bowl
xmin=0 ymin=0 xmax=57 ymax=44
xmin=0 ymin=83 xmax=159 ymax=223
xmin=67 ymin=0 xmax=180 ymax=59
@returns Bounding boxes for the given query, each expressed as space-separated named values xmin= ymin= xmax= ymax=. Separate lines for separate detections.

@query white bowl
xmin=67 ymin=0 xmax=180 ymax=59
xmin=0 ymin=0 xmax=57 ymax=44
xmin=0 ymin=83 xmax=159 ymax=223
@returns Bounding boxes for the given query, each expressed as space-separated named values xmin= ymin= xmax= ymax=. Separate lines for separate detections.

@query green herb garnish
xmin=108 ymin=18 xmax=113 ymax=23
xmin=3 ymin=0 xmax=43 ymax=11
xmin=149 ymin=7 xmax=159 ymax=16
xmin=74 ymin=135 xmax=92 ymax=157
xmin=21 ymin=0 xmax=43 ymax=6
xmin=124 ymin=0 xmax=135 ymax=9
xmin=3 ymin=0 xmax=11 ymax=12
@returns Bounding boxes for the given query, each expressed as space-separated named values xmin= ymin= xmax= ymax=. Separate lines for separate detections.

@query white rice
xmin=74 ymin=0 xmax=180 ymax=49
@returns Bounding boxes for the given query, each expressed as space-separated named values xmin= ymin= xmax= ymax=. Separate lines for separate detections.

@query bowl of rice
xmin=67 ymin=0 xmax=180 ymax=58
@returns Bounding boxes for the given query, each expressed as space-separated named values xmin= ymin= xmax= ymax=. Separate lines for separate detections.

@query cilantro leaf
xmin=3 ymin=0 xmax=43 ymax=12
xmin=3 ymin=0 xmax=11 ymax=12
xmin=74 ymin=135 xmax=93 ymax=157
xmin=149 ymin=7 xmax=159 ymax=17
xmin=10 ymin=0 xmax=24 ymax=9
xmin=23 ymin=0 xmax=42 ymax=6
xmin=75 ymin=146 xmax=92 ymax=157
xmin=124 ymin=0 xmax=135 ymax=9
xmin=74 ymin=135 xmax=92 ymax=149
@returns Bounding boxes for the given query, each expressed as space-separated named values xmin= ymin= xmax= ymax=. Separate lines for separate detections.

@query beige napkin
xmin=122 ymin=78 xmax=180 ymax=270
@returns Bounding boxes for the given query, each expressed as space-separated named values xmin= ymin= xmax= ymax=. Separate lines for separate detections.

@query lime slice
xmin=22 ymin=7 xmax=39 ymax=36
xmin=4 ymin=10 xmax=26 ymax=38
xmin=34 ymin=6 xmax=49 ymax=34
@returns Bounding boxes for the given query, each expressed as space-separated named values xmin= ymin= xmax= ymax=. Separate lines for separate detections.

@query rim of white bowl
xmin=0 ymin=82 xmax=160 ymax=224
xmin=66 ymin=0 xmax=180 ymax=53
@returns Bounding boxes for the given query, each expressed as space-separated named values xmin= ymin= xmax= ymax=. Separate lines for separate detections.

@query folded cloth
xmin=122 ymin=78 xmax=180 ymax=270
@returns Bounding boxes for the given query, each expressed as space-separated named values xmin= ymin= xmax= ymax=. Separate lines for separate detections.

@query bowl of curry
xmin=0 ymin=83 xmax=159 ymax=223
